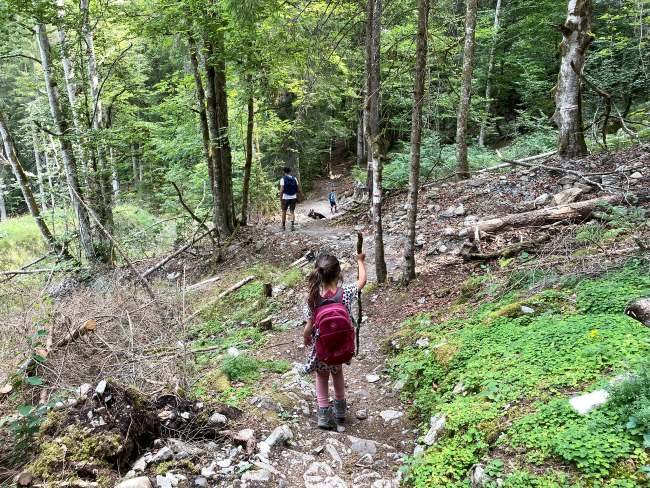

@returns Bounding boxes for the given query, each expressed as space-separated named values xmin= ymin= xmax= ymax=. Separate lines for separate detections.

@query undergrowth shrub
xmin=392 ymin=261 xmax=650 ymax=486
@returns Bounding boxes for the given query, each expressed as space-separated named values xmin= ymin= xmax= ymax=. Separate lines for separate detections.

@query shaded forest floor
xmin=1 ymin=145 xmax=650 ymax=487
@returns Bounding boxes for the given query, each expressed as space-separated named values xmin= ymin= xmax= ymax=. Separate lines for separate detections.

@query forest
xmin=0 ymin=0 xmax=649 ymax=487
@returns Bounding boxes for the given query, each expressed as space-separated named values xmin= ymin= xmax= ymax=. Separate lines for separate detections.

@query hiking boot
xmin=333 ymin=399 xmax=347 ymax=422
xmin=317 ymin=407 xmax=334 ymax=429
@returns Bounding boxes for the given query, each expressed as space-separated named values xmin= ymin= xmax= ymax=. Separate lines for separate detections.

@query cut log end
xmin=626 ymin=298 xmax=650 ymax=327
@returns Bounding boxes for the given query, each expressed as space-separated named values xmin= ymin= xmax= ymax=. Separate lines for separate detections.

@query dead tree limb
xmin=171 ymin=181 xmax=219 ymax=245
xmin=218 ymin=275 xmax=255 ymax=299
xmin=142 ymin=228 xmax=213 ymax=279
xmin=495 ymin=149 xmax=605 ymax=191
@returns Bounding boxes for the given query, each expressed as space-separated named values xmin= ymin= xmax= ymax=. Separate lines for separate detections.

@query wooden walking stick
xmin=355 ymin=232 xmax=363 ymax=356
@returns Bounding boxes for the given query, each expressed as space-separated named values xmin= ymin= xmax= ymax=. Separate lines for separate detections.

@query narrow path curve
xmin=255 ymin=174 xmax=413 ymax=487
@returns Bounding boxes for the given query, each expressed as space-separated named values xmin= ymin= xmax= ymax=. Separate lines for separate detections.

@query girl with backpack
xmin=302 ymin=253 xmax=367 ymax=429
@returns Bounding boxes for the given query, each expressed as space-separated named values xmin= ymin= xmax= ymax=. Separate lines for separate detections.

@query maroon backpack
xmin=313 ymin=288 xmax=356 ymax=365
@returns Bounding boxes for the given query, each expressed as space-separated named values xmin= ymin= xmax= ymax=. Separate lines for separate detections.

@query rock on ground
xmin=303 ymin=462 xmax=347 ymax=488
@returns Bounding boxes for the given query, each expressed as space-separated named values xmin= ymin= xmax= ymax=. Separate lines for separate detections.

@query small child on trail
xmin=302 ymin=253 xmax=367 ymax=429
xmin=328 ymin=189 xmax=337 ymax=213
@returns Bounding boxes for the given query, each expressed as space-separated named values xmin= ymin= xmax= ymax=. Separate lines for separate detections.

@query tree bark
xmin=455 ymin=0 xmax=478 ymax=180
xmin=241 ymin=94 xmax=254 ymax=226
xmin=626 ymin=298 xmax=650 ymax=327
xmin=188 ymin=36 xmax=214 ymax=202
xmin=365 ymin=0 xmax=386 ymax=282
xmin=0 ymin=168 xmax=7 ymax=220
xmin=110 ymin=147 xmax=119 ymax=199
xmin=554 ymin=0 xmax=592 ymax=160
xmin=35 ymin=23 xmax=95 ymax=261
xmin=43 ymin=134 xmax=57 ymax=209
xmin=356 ymin=108 xmax=365 ymax=167
xmin=0 ymin=112 xmax=61 ymax=253
xmin=364 ymin=0 xmax=379 ymax=197
xmin=403 ymin=0 xmax=429 ymax=283
xmin=81 ymin=0 xmax=114 ymax=262
xmin=212 ymin=27 xmax=235 ymax=229
xmin=31 ymin=124 xmax=48 ymax=211
xmin=203 ymin=42 xmax=229 ymax=235
xmin=478 ymin=0 xmax=502 ymax=147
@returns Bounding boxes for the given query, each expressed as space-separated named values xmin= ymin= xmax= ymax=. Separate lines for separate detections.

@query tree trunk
xmin=0 ymin=169 xmax=7 ymax=220
xmin=366 ymin=0 xmax=386 ymax=282
xmin=188 ymin=36 xmax=217 ymax=227
xmin=110 ymin=147 xmax=119 ymax=199
xmin=364 ymin=0 xmax=377 ymax=197
xmin=213 ymin=28 xmax=235 ymax=230
xmin=356 ymin=108 xmax=365 ymax=167
xmin=43 ymin=134 xmax=57 ymax=209
xmin=0 ymin=112 xmax=60 ymax=252
xmin=455 ymin=0 xmax=478 ymax=180
xmin=36 ymin=23 xmax=95 ymax=261
xmin=203 ymin=41 xmax=233 ymax=234
xmin=478 ymin=0 xmax=502 ymax=147
xmin=626 ymin=298 xmax=650 ymax=327
xmin=241 ymin=94 xmax=254 ymax=226
xmin=554 ymin=0 xmax=592 ymax=160
xmin=81 ymin=0 xmax=114 ymax=262
xmin=32 ymin=124 xmax=48 ymax=211
xmin=403 ymin=0 xmax=429 ymax=283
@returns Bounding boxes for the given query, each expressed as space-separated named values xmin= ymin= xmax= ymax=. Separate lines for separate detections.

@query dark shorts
xmin=281 ymin=199 xmax=297 ymax=212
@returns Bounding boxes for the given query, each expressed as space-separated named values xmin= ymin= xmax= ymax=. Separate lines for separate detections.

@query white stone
xmin=366 ymin=374 xmax=380 ymax=383
xmin=520 ymin=306 xmax=535 ymax=315
xmin=569 ymin=389 xmax=609 ymax=414
xmin=115 ymin=478 xmax=153 ymax=488
xmin=423 ymin=415 xmax=446 ymax=445
xmin=150 ymin=446 xmax=173 ymax=464
xmin=208 ymin=412 xmax=227 ymax=426
xmin=631 ymin=172 xmax=643 ymax=179
xmin=241 ymin=469 xmax=271 ymax=485
xmin=227 ymin=347 xmax=240 ymax=357
xmin=415 ymin=337 xmax=429 ymax=348
xmin=379 ymin=409 xmax=403 ymax=422
xmin=348 ymin=435 xmax=377 ymax=456
xmin=131 ymin=455 xmax=148 ymax=473
xmin=95 ymin=380 xmax=107 ymax=395
xmin=454 ymin=204 xmax=466 ymax=216
xmin=552 ymin=187 xmax=582 ymax=206
xmin=77 ymin=383 xmax=93 ymax=398
xmin=303 ymin=462 xmax=347 ymax=488
xmin=216 ymin=459 xmax=231 ymax=468
xmin=264 ymin=424 xmax=293 ymax=448
xmin=534 ymin=193 xmax=550 ymax=206
xmin=155 ymin=475 xmax=172 ymax=488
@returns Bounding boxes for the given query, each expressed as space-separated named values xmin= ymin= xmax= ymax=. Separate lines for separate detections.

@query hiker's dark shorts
xmin=282 ymin=199 xmax=297 ymax=212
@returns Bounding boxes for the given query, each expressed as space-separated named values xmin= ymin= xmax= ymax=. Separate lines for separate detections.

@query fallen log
xmin=218 ymin=275 xmax=255 ymax=299
xmin=462 ymin=234 xmax=551 ymax=261
xmin=626 ymin=298 xmax=650 ymax=327
xmin=466 ymin=193 xmax=646 ymax=238
xmin=185 ymin=275 xmax=221 ymax=292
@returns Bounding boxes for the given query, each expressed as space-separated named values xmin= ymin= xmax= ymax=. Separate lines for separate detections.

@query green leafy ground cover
xmin=390 ymin=260 xmax=650 ymax=487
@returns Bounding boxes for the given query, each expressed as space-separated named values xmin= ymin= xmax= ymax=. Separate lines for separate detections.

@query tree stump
xmin=263 ymin=283 xmax=272 ymax=298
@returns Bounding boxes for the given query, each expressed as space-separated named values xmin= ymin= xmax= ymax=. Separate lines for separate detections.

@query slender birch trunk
xmin=32 ymin=124 xmax=48 ymax=211
xmin=0 ymin=111 xmax=61 ymax=253
xmin=241 ymin=94 xmax=254 ymax=226
xmin=455 ymin=0 xmax=479 ymax=180
xmin=0 ymin=169 xmax=7 ymax=221
xmin=366 ymin=0 xmax=387 ymax=283
xmin=36 ymin=23 xmax=95 ymax=261
xmin=554 ymin=0 xmax=592 ymax=160
xmin=43 ymin=135 xmax=57 ymax=209
xmin=403 ymin=0 xmax=430 ymax=283
xmin=478 ymin=0 xmax=502 ymax=147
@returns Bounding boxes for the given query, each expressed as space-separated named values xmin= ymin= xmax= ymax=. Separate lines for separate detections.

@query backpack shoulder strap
xmin=315 ymin=288 xmax=344 ymax=308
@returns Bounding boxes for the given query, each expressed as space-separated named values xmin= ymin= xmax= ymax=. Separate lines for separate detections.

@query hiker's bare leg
xmin=316 ymin=369 xmax=330 ymax=408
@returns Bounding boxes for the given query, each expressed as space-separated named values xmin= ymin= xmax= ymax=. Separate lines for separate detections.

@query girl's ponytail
xmin=308 ymin=265 xmax=323 ymax=312
xmin=307 ymin=254 xmax=341 ymax=312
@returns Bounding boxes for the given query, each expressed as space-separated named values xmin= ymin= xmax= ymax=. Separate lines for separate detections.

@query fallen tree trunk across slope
xmin=466 ymin=192 xmax=648 ymax=238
